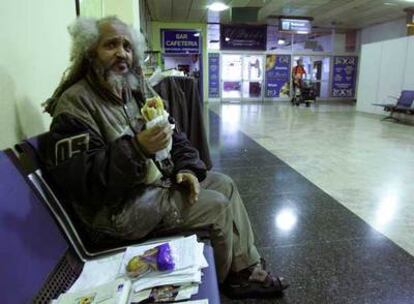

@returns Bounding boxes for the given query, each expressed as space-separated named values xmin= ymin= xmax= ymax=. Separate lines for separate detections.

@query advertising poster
xmin=208 ymin=53 xmax=220 ymax=98
xmin=265 ymin=54 xmax=291 ymax=98
xmin=162 ymin=30 xmax=200 ymax=54
xmin=331 ymin=56 xmax=358 ymax=97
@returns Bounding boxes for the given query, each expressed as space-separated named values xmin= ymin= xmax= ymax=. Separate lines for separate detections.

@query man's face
xmin=95 ymin=22 xmax=133 ymax=75
xmin=297 ymin=59 xmax=303 ymax=66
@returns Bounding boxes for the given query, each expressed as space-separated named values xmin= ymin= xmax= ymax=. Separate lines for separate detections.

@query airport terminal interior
xmin=1 ymin=0 xmax=414 ymax=303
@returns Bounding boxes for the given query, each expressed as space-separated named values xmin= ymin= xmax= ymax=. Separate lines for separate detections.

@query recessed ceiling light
xmin=277 ymin=39 xmax=286 ymax=45
xmin=207 ymin=2 xmax=230 ymax=11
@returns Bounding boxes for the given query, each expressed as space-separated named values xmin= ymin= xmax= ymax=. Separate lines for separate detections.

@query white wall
xmin=403 ymin=37 xmax=414 ymax=89
xmin=360 ymin=18 xmax=406 ymax=45
xmin=0 ymin=0 xmax=75 ymax=150
xmin=103 ymin=0 xmax=140 ymax=30
xmin=356 ymin=36 xmax=414 ymax=115
xmin=81 ymin=0 xmax=140 ymax=29
xmin=333 ymin=33 xmax=346 ymax=53
xmin=0 ymin=0 xmax=142 ymax=150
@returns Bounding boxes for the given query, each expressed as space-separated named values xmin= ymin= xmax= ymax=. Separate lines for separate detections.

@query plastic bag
xmin=126 ymin=243 xmax=175 ymax=278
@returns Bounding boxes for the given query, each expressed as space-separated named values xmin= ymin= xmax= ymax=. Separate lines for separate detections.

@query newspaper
xmin=118 ymin=235 xmax=208 ymax=293
xmin=68 ymin=252 xmax=124 ymax=293
xmin=53 ymin=278 xmax=131 ymax=304
xmin=67 ymin=235 xmax=207 ymax=297
xmin=129 ymin=284 xmax=199 ymax=303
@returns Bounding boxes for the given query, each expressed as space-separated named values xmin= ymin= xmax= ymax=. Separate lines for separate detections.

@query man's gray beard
xmin=93 ymin=61 xmax=140 ymax=91
xmin=106 ymin=72 xmax=126 ymax=92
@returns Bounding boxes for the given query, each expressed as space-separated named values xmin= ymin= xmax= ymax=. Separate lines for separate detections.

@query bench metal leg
xmin=382 ymin=112 xmax=400 ymax=122
xmin=382 ymin=116 xmax=399 ymax=121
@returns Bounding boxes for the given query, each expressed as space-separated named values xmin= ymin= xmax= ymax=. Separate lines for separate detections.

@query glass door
xmin=221 ymin=54 xmax=243 ymax=101
xmin=242 ymin=55 xmax=264 ymax=101
xmin=221 ymin=54 xmax=264 ymax=102
xmin=292 ymin=55 xmax=331 ymax=99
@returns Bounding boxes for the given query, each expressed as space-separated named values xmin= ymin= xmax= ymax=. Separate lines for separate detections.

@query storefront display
xmin=331 ymin=56 xmax=358 ymax=97
xmin=205 ymin=24 xmax=358 ymax=102
xmin=265 ymin=55 xmax=291 ymax=98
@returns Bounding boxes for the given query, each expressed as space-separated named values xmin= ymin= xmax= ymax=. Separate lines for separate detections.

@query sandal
xmin=221 ymin=260 xmax=289 ymax=299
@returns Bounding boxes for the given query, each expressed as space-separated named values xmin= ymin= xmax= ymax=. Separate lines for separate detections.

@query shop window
xmin=292 ymin=30 xmax=333 ymax=53
xmin=267 ymin=26 xmax=292 ymax=51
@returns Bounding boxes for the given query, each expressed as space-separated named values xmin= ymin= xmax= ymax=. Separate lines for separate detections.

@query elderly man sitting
xmin=40 ymin=16 xmax=288 ymax=299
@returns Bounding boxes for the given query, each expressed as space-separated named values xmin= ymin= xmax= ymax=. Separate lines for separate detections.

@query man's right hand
xmin=136 ymin=123 xmax=173 ymax=155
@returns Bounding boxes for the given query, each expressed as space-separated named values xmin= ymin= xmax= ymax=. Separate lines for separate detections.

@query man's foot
xmin=221 ymin=260 xmax=289 ymax=299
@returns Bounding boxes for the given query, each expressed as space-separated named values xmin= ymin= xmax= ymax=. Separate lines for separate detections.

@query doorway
xmin=221 ymin=54 xmax=264 ymax=102
xmin=292 ymin=55 xmax=331 ymax=99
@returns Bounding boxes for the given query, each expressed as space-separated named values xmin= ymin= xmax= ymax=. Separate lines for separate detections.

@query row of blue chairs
xmin=0 ymin=135 xmax=220 ymax=303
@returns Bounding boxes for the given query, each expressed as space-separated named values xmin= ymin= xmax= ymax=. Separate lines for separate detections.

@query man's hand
xmin=136 ymin=123 xmax=173 ymax=155
xmin=176 ymin=172 xmax=200 ymax=205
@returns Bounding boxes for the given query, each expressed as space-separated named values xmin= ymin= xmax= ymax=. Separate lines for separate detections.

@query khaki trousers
xmin=172 ymin=171 xmax=261 ymax=283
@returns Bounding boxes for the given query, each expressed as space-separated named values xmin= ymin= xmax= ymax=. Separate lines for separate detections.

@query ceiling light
xmin=384 ymin=2 xmax=397 ymax=5
xmin=208 ymin=2 xmax=230 ymax=11
xmin=225 ymin=37 xmax=230 ymax=41
xmin=278 ymin=38 xmax=286 ymax=45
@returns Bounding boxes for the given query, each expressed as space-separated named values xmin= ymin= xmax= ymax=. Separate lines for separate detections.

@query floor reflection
xmin=206 ymin=105 xmax=414 ymax=303
xmin=210 ymin=101 xmax=414 ymax=257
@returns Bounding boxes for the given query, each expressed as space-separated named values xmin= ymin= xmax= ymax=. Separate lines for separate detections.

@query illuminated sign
xmin=220 ymin=24 xmax=267 ymax=50
xmin=162 ymin=30 xmax=201 ymax=54
xmin=279 ymin=18 xmax=311 ymax=34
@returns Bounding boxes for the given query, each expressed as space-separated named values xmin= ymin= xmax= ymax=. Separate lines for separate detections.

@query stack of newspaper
xmin=52 ymin=235 xmax=209 ymax=304
xmin=120 ymin=235 xmax=208 ymax=293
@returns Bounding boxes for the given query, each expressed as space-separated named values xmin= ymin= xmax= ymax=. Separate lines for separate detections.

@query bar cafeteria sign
xmin=162 ymin=30 xmax=200 ymax=54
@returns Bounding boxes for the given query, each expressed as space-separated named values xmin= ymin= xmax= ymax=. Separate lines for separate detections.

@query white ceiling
xmin=146 ymin=0 xmax=412 ymax=30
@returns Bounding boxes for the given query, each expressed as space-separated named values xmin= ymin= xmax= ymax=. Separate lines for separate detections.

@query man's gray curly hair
xmin=44 ymin=16 xmax=146 ymax=114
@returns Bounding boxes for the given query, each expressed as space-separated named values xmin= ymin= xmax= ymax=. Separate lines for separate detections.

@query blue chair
xmin=15 ymin=134 xmax=213 ymax=258
xmin=12 ymin=135 xmax=221 ymax=303
xmin=373 ymin=90 xmax=414 ymax=121
xmin=15 ymin=134 xmax=131 ymax=260
xmin=0 ymin=149 xmax=78 ymax=303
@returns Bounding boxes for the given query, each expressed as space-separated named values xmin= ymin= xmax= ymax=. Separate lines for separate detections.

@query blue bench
xmin=15 ymin=134 xmax=133 ymax=259
xmin=1 ymin=149 xmax=76 ymax=303
xmin=373 ymin=90 xmax=414 ymax=121
xmin=1 ymin=143 xmax=220 ymax=303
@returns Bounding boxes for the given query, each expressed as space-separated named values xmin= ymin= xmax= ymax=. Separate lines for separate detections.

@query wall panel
xmin=356 ymin=43 xmax=383 ymax=114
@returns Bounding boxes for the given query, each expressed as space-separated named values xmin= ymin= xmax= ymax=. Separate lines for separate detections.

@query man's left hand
xmin=176 ymin=172 xmax=200 ymax=205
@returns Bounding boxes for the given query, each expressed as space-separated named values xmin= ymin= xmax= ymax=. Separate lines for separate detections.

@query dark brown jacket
xmin=40 ymin=73 xmax=206 ymax=239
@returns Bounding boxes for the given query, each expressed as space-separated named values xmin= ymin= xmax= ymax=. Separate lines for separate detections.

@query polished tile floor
xmin=206 ymin=102 xmax=414 ymax=303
